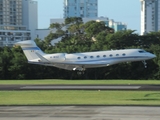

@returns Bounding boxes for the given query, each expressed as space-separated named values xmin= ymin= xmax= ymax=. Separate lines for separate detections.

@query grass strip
xmin=0 ymin=80 xmax=160 ymax=85
xmin=0 ymin=91 xmax=160 ymax=105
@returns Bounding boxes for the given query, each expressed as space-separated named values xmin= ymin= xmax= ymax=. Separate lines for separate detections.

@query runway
xmin=0 ymin=85 xmax=160 ymax=120
xmin=0 ymin=84 xmax=160 ymax=90
xmin=0 ymin=106 xmax=160 ymax=120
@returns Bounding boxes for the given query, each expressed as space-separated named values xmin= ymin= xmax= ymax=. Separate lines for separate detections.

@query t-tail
xmin=15 ymin=40 xmax=45 ymax=62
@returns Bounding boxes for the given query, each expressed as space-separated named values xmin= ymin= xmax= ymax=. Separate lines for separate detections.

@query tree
xmin=0 ymin=47 xmax=13 ymax=79
xmin=65 ymin=17 xmax=83 ymax=25
xmin=9 ymin=47 xmax=28 ymax=79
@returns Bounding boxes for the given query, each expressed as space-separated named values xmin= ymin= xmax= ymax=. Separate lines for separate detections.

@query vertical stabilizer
xmin=15 ymin=40 xmax=45 ymax=61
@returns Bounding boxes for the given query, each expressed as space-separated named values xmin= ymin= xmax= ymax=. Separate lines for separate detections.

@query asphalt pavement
xmin=0 ymin=106 xmax=160 ymax=120
xmin=0 ymin=84 xmax=160 ymax=90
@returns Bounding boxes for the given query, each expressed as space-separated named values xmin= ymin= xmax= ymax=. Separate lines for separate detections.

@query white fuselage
xmin=36 ymin=49 xmax=155 ymax=70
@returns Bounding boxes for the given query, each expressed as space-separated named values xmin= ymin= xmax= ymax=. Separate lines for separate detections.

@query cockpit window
xmin=138 ymin=50 xmax=146 ymax=53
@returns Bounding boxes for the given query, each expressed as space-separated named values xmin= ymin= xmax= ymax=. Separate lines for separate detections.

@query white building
xmin=63 ymin=0 xmax=98 ymax=18
xmin=0 ymin=0 xmax=37 ymax=47
xmin=22 ymin=0 xmax=38 ymax=39
xmin=35 ymin=29 xmax=51 ymax=40
xmin=140 ymin=0 xmax=160 ymax=35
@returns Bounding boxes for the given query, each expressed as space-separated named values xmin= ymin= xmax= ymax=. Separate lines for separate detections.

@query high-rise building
xmin=0 ymin=0 xmax=37 ymax=47
xmin=140 ymin=0 xmax=160 ymax=35
xmin=22 ymin=0 xmax=37 ymax=39
xmin=63 ymin=0 xmax=98 ymax=18
xmin=0 ymin=0 xmax=22 ymax=25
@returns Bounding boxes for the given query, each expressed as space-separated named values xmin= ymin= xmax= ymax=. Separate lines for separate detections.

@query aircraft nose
xmin=150 ymin=54 xmax=156 ymax=59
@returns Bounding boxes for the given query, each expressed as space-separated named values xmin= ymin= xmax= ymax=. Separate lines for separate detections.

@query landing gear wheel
xmin=77 ymin=71 xmax=84 ymax=75
xmin=142 ymin=60 xmax=147 ymax=68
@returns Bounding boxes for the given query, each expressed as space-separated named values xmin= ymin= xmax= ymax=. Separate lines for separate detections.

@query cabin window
xmin=84 ymin=56 xmax=87 ymax=59
xmin=90 ymin=56 xmax=94 ymax=58
xmin=109 ymin=54 xmax=113 ymax=57
xmin=116 ymin=54 xmax=119 ymax=56
xmin=122 ymin=53 xmax=126 ymax=56
xmin=97 ymin=55 xmax=100 ymax=58
xmin=77 ymin=57 xmax=81 ymax=59
xmin=103 ymin=55 xmax=106 ymax=57
xmin=50 ymin=56 xmax=52 ymax=58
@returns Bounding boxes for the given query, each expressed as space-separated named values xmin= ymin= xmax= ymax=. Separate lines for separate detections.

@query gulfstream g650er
xmin=15 ymin=40 xmax=156 ymax=72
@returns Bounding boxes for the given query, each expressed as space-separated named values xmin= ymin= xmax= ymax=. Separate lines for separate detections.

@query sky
xmin=35 ymin=0 xmax=140 ymax=34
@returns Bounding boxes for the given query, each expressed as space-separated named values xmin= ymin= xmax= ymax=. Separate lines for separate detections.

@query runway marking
xmin=21 ymin=86 xmax=141 ymax=90
xmin=1 ymin=85 xmax=160 ymax=91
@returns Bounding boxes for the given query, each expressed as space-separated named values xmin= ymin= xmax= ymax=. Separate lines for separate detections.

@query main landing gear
xmin=142 ymin=60 xmax=147 ymax=68
xmin=73 ymin=66 xmax=86 ymax=75
xmin=77 ymin=67 xmax=86 ymax=75
xmin=77 ymin=71 xmax=85 ymax=75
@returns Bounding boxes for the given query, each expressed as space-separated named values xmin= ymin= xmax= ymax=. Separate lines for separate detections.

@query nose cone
xmin=149 ymin=54 xmax=156 ymax=59
xmin=152 ymin=54 xmax=156 ymax=58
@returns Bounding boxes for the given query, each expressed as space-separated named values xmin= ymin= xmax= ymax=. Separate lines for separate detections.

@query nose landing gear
xmin=142 ymin=60 xmax=147 ymax=68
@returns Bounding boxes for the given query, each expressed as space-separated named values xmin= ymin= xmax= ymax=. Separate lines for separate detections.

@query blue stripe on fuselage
xmin=22 ymin=47 xmax=41 ymax=50
xmin=65 ymin=56 xmax=147 ymax=63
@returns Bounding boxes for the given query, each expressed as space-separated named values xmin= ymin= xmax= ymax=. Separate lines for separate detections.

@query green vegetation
xmin=0 ymin=80 xmax=160 ymax=85
xmin=0 ymin=91 xmax=160 ymax=105
xmin=1 ymin=79 xmax=160 ymax=106
xmin=0 ymin=17 xmax=160 ymax=80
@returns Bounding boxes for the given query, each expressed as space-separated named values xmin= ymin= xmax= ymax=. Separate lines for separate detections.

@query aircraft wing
xmin=53 ymin=62 xmax=110 ymax=70
xmin=53 ymin=64 xmax=78 ymax=70
xmin=29 ymin=60 xmax=110 ymax=70
xmin=28 ymin=62 xmax=81 ymax=70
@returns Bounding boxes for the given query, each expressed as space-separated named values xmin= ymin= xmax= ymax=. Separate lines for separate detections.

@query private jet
xmin=15 ymin=40 xmax=156 ymax=73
